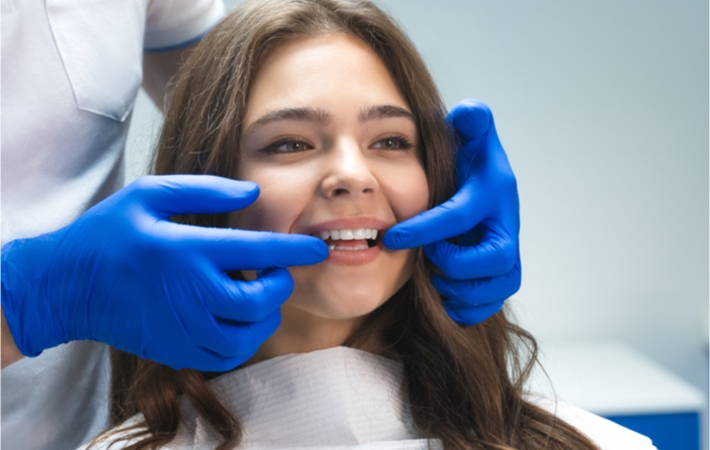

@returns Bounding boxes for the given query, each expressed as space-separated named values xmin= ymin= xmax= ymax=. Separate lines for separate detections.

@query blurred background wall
xmin=126 ymin=0 xmax=708 ymax=413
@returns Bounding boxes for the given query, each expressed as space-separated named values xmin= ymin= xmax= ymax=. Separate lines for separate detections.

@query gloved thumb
xmin=447 ymin=99 xmax=492 ymax=144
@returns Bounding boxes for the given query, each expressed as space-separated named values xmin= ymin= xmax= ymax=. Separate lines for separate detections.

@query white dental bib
xmin=149 ymin=347 xmax=434 ymax=450
xmin=169 ymin=346 xmax=433 ymax=449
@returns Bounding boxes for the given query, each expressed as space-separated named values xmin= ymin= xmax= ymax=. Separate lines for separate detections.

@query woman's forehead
xmin=244 ymin=33 xmax=410 ymax=127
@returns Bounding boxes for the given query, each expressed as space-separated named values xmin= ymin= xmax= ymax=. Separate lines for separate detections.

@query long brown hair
xmin=100 ymin=1 xmax=600 ymax=449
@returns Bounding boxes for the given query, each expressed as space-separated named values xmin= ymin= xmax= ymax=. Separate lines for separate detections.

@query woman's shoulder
xmin=75 ymin=414 xmax=177 ymax=450
xmin=529 ymin=395 xmax=658 ymax=450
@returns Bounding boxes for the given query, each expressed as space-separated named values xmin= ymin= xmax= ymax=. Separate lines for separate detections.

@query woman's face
xmin=230 ymin=33 xmax=428 ymax=330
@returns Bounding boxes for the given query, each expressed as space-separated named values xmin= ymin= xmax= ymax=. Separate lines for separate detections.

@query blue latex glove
xmin=1 ymin=175 xmax=328 ymax=371
xmin=384 ymin=100 xmax=521 ymax=325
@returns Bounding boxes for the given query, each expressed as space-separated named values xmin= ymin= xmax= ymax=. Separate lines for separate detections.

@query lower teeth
xmin=329 ymin=243 xmax=369 ymax=251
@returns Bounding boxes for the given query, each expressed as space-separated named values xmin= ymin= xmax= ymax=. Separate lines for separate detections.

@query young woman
xmin=85 ymin=0 xmax=655 ymax=449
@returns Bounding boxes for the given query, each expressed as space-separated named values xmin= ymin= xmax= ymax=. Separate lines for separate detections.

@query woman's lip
xmin=299 ymin=217 xmax=392 ymax=235
xmin=327 ymin=243 xmax=380 ymax=266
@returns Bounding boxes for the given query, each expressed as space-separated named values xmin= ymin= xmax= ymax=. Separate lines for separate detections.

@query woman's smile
xmin=302 ymin=217 xmax=389 ymax=265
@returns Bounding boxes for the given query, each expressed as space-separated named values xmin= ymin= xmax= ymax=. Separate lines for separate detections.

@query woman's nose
xmin=320 ymin=140 xmax=378 ymax=199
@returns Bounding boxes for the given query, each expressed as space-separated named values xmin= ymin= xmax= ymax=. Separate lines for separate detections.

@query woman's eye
xmin=262 ymin=139 xmax=313 ymax=154
xmin=372 ymin=136 xmax=414 ymax=150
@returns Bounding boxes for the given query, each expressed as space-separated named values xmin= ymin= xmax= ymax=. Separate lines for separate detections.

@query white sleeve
xmin=531 ymin=397 xmax=658 ymax=450
xmin=143 ymin=0 xmax=225 ymax=51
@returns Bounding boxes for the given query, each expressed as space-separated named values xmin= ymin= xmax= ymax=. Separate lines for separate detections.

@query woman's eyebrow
xmin=359 ymin=105 xmax=415 ymax=123
xmin=245 ymin=107 xmax=333 ymax=134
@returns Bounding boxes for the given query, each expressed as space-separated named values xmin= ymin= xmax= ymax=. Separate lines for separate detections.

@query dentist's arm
xmin=1 ymin=175 xmax=327 ymax=371
xmin=384 ymin=100 xmax=521 ymax=325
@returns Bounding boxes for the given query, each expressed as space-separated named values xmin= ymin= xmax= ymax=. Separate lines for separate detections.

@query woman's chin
xmin=287 ymin=289 xmax=388 ymax=321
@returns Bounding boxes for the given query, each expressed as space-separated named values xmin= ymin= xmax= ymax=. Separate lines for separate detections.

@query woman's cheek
xmin=388 ymin=169 xmax=429 ymax=222
xmin=252 ymin=190 xmax=302 ymax=233
xmin=237 ymin=170 xmax=305 ymax=233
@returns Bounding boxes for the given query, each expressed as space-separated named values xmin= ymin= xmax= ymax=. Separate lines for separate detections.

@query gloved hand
xmin=1 ymin=175 xmax=328 ymax=371
xmin=384 ymin=100 xmax=521 ymax=325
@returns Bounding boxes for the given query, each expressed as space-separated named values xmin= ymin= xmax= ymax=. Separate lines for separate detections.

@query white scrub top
xmin=1 ymin=1 xmax=223 ymax=449
xmin=81 ymin=347 xmax=657 ymax=450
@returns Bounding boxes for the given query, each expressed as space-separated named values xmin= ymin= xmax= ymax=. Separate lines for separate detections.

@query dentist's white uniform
xmin=1 ymin=1 xmax=223 ymax=449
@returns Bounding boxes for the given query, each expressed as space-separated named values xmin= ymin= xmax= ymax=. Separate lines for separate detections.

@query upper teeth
xmin=316 ymin=228 xmax=378 ymax=240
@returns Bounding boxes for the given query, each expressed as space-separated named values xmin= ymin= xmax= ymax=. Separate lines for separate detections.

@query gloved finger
xmin=195 ymin=346 xmax=259 ymax=373
xmin=383 ymin=181 xmax=491 ymax=250
xmin=446 ymin=99 xmax=494 ymax=145
xmin=130 ymin=175 xmax=260 ymax=217
xmin=187 ymin=309 xmax=282 ymax=369
xmin=431 ymin=271 xmax=519 ymax=306
xmin=429 ymin=248 xmax=509 ymax=328
xmin=167 ymin=223 xmax=329 ymax=269
xmin=152 ymin=341 xmax=241 ymax=372
xmin=173 ymin=310 xmax=280 ymax=372
xmin=206 ymin=268 xmax=294 ymax=323
xmin=444 ymin=299 xmax=505 ymax=326
xmin=423 ymin=224 xmax=517 ymax=279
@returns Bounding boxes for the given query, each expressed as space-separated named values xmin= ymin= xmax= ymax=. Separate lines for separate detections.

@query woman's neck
xmin=245 ymin=302 xmax=369 ymax=366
